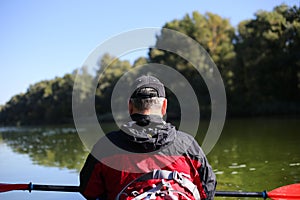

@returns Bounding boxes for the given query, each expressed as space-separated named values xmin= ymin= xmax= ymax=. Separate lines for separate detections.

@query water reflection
xmin=0 ymin=126 xmax=88 ymax=171
xmin=207 ymin=118 xmax=300 ymax=194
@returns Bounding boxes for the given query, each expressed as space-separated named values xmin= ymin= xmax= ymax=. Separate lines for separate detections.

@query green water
xmin=207 ymin=118 xmax=300 ymax=199
xmin=0 ymin=118 xmax=299 ymax=200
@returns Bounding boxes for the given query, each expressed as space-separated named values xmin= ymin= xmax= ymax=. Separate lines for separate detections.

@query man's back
xmin=79 ymin=114 xmax=216 ymax=199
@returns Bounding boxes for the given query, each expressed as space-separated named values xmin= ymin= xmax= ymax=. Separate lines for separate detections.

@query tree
xmin=133 ymin=57 xmax=148 ymax=67
xmin=0 ymin=72 xmax=82 ymax=125
xmin=148 ymin=11 xmax=236 ymax=118
xmin=235 ymin=4 xmax=300 ymax=115
xmin=95 ymin=54 xmax=132 ymax=117
xmin=157 ymin=12 xmax=236 ymax=86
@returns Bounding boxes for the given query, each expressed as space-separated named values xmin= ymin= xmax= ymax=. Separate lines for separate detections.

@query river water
xmin=0 ymin=118 xmax=299 ymax=200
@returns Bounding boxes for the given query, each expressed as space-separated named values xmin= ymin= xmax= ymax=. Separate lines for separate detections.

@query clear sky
xmin=0 ymin=0 xmax=298 ymax=105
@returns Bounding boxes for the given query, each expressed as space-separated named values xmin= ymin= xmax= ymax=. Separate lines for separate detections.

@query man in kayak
xmin=79 ymin=75 xmax=216 ymax=200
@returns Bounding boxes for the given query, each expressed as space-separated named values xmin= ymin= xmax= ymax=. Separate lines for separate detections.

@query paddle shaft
xmin=215 ymin=191 xmax=267 ymax=198
xmin=29 ymin=183 xmax=79 ymax=192
xmin=28 ymin=185 xmax=271 ymax=197
xmin=32 ymin=185 xmax=269 ymax=198
xmin=0 ymin=183 xmax=79 ymax=193
xmin=2 ymin=182 xmax=300 ymax=199
xmin=4 ymin=183 xmax=269 ymax=198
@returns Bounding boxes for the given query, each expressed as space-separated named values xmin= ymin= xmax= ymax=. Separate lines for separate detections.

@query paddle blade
xmin=0 ymin=183 xmax=28 ymax=193
xmin=268 ymin=183 xmax=300 ymax=200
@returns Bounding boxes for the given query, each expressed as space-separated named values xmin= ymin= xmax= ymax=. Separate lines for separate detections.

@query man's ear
xmin=161 ymin=98 xmax=167 ymax=116
xmin=128 ymin=100 xmax=133 ymax=115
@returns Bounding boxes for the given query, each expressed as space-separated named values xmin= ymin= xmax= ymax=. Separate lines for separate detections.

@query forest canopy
xmin=0 ymin=4 xmax=299 ymax=125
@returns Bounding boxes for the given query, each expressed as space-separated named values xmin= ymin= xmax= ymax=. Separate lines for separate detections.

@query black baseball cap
xmin=131 ymin=75 xmax=165 ymax=99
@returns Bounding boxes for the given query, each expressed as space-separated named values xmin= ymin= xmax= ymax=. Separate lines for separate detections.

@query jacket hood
xmin=120 ymin=114 xmax=176 ymax=151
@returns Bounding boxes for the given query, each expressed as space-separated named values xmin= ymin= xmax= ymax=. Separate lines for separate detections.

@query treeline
xmin=0 ymin=74 xmax=76 ymax=125
xmin=0 ymin=4 xmax=299 ymax=125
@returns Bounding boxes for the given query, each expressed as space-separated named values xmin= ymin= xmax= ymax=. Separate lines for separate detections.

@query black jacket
xmin=80 ymin=114 xmax=216 ymax=199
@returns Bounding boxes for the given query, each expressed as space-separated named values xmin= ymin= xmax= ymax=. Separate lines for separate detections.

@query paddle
xmin=215 ymin=183 xmax=300 ymax=199
xmin=0 ymin=182 xmax=79 ymax=193
xmin=0 ymin=182 xmax=299 ymax=199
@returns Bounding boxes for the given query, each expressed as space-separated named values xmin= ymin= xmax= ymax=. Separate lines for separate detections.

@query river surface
xmin=0 ymin=118 xmax=299 ymax=200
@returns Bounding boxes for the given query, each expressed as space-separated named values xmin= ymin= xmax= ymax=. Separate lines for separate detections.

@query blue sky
xmin=0 ymin=0 xmax=298 ymax=105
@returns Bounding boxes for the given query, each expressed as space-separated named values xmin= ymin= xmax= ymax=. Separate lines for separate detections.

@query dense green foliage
xmin=0 ymin=4 xmax=299 ymax=125
xmin=148 ymin=11 xmax=236 ymax=118
xmin=0 ymin=74 xmax=76 ymax=125
xmin=233 ymin=5 xmax=300 ymax=116
xmin=95 ymin=53 xmax=132 ymax=115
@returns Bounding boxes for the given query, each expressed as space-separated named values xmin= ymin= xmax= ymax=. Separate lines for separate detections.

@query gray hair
xmin=130 ymin=88 xmax=165 ymax=114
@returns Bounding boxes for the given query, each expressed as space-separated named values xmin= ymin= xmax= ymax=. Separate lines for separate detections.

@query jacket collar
xmin=120 ymin=114 xmax=175 ymax=151
xmin=130 ymin=113 xmax=165 ymax=126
